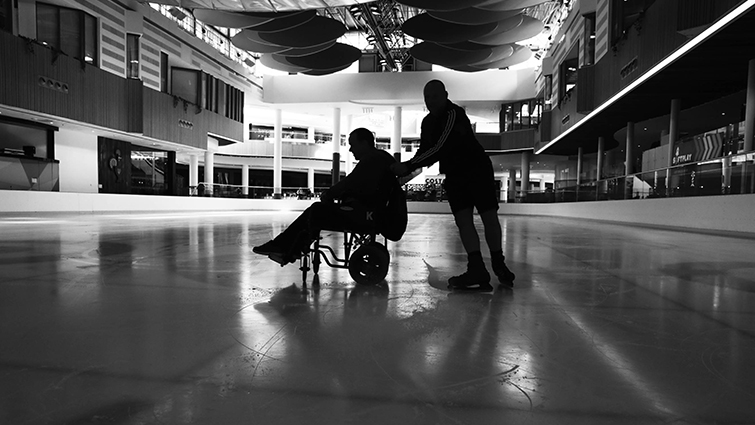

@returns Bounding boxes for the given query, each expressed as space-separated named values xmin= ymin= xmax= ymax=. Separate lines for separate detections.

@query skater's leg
xmin=448 ymin=208 xmax=491 ymax=291
xmin=479 ymin=208 xmax=502 ymax=252
xmin=453 ymin=207 xmax=480 ymax=254
xmin=479 ymin=208 xmax=515 ymax=286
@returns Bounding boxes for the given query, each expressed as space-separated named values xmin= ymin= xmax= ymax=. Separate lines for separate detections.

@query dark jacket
xmin=407 ymin=100 xmax=490 ymax=177
xmin=327 ymin=148 xmax=397 ymax=209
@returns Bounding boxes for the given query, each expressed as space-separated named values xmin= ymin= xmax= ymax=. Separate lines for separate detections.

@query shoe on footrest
xmin=268 ymin=251 xmax=290 ymax=267
xmin=268 ymin=248 xmax=304 ymax=267
xmin=253 ymin=240 xmax=281 ymax=256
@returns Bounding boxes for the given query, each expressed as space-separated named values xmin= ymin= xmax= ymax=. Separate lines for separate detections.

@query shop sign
xmin=672 ymin=133 xmax=723 ymax=165
xmin=672 ymin=144 xmax=693 ymax=165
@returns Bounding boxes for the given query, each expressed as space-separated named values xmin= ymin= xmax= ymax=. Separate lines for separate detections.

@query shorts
xmin=444 ymin=164 xmax=499 ymax=214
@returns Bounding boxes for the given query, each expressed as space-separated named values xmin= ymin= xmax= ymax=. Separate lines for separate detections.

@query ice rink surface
xmin=1 ymin=211 xmax=754 ymax=425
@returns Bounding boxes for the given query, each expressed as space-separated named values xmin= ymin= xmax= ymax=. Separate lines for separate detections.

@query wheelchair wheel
xmin=348 ymin=242 xmax=390 ymax=285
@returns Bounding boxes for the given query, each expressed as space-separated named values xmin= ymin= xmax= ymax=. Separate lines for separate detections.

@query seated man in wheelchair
xmin=253 ymin=127 xmax=400 ymax=266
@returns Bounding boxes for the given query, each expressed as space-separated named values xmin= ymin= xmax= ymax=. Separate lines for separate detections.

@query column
xmin=625 ymin=122 xmax=635 ymax=175
xmin=625 ymin=122 xmax=635 ymax=200
xmin=596 ymin=136 xmax=604 ymax=200
xmin=744 ymin=59 xmax=755 ymax=193
xmin=241 ymin=163 xmax=249 ymax=197
xmin=307 ymin=126 xmax=315 ymax=143
xmin=596 ymin=136 xmax=604 ymax=180
xmin=273 ymin=109 xmax=282 ymax=198
xmin=576 ymin=147 xmax=583 ymax=201
xmin=508 ymin=168 xmax=517 ymax=203
xmin=189 ymin=154 xmax=199 ymax=195
xmin=666 ymin=99 xmax=680 ymax=196
xmin=722 ymin=156 xmax=732 ymax=194
xmin=521 ymin=150 xmax=530 ymax=202
xmin=392 ymin=106 xmax=402 ymax=162
xmin=204 ymin=150 xmax=214 ymax=196
xmin=307 ymin=168 xmax=315 ymax=194
xmin=744 ymin=58 xmax=755 ymax=152
xmin=345 ymin=114 xmax=353 ymax=174
xmin=332 ymin=107 xmax=341 ymax=184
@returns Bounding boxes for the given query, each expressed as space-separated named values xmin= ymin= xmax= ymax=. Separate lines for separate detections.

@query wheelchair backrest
xmin=379 ymin=178 xmax=408 ymax=242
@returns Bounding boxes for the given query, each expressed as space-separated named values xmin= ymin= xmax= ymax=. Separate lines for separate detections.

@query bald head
xmin=423 ymin=79 xmax=448 ymax=115
xmin=348 ymin=127 xmax=376 ymax=161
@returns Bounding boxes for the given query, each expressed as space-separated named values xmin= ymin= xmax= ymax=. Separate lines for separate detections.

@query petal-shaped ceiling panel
xmin=450 ymin=46 xmax=531 ymax=71
xmin=192 ymin=9 xmax=275 ymax=28
xmin=302 ymin=63 xmax=353 ymax=76
xmin=439 ymin=40 xmax=494 ymax=51
xmin=470 ymin=43 xmax=515 ymax=64
xmin=276 ymin=40 xmax=336 ymax=57
xmin=256 ymin=16 xmax=346 ymax=48
xmin=476 ymin=13 xmax=524 ymax=37
xmin=439 ymin=42 xmax=515 ymax=64
xmin=396 ymin=0 xmax=492 ymax=11
xmin=476 ymin=0 xmax=551 ymax=11
xmin=148 ymin=0 xmax=375 ymax=12
xmin=447 ymin=65 xmax=486 ymax=73
xmin=428 ymin=7 xmax=520 ymax=25
xmin=470 ymin=45 xmax=533 ymax=69
xmin=410 ymin=42 xmax=494 ymax=67
xmin=260 ymin=53 xmax=311 ymax=73
xmin=231 ymin=30 xmax=288 ymax=53
xmin=471 ymin=15 xmax=544 ymax=45
xmin=285 ymin=43 xmax=361 ymax=71
xmin=245 ymin=10 xmax=316 ymax=32
xmin=403 ymin=14 xmax=498 ymax=44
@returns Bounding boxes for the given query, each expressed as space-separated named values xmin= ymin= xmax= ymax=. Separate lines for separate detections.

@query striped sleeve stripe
xmin=411 ymin=109 xmax=455 ymax=165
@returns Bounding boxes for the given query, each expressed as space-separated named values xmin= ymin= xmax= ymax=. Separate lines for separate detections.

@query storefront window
xmin=160 ymin=52 xmax=169 ymax=93
xmin=544 ymin=74 xmax=553 ymax=107
xmin=127 ymin=34 xmax=140 ymax=79
xmin=36 ymin=3 xmax=98 ymax=65
xmin=501 ymin=99 xmax=542 ymax=132
xmin=561 ymin=57 xmax=578 ymax=99
xmin=610 ymin=0 xmax=656 ymax=47
xmin=171 ymin=67 xmax=200 ymax=104
xmin=584 ymin=13 xmax=596 ymax=66
xmin=0 ymin=0 xmax=11 ymax=33
xmin=131 ymin=150 xmax=168 ymax=195
xmin=0 ymin=118 xmax=51 ymax=159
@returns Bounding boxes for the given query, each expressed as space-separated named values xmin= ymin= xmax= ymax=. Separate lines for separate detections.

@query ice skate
xmin=492 ymin=259 xmax=516 ymax=288
xmin=448 ymin=264 xmax=492 ymax=292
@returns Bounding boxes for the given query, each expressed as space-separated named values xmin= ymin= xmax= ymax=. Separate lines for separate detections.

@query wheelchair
xmin=298 ymin=227 xmax=391 ymax=287
xmin=296 ymin=182 xmax=406 ymax=288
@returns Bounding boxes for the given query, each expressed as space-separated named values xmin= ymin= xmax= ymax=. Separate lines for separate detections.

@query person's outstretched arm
xmin=392 ymin=110 xmax=455 ymax=177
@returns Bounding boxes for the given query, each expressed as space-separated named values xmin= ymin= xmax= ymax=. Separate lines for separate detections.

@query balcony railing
xmin=178 ymin=150 xmax=755 ymax=207
xmin=519 ymin=151 xmax=755 ymax=203
xmin=191 ymin=184 xmax=330 ymax=199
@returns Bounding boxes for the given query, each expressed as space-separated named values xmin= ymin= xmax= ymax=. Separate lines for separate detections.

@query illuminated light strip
xmin=485 ymin=147 xmax=535 ymax=153
xmin=535 ymin=0 xmax=755 ymax=155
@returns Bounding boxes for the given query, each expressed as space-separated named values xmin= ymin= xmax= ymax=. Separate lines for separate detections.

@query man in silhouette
xmin=392 ymin=80 xmax=516 ymax=290
xmin=254 ymin=128 xmax=397 ymax=265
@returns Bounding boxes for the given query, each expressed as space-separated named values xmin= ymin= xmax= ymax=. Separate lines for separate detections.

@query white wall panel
xmin=55 ymin=128 xmax=98 ymax=193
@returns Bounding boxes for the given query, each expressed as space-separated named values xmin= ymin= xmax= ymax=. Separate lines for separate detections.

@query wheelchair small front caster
xmin=348 ymin=242 xmax=389 ymax=285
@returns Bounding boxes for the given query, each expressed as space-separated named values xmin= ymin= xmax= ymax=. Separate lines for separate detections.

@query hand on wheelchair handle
xmin=320 ymin=190 xmax=335 ymax=203
xmin=390 ymin=162 xmax=411 ymax=177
